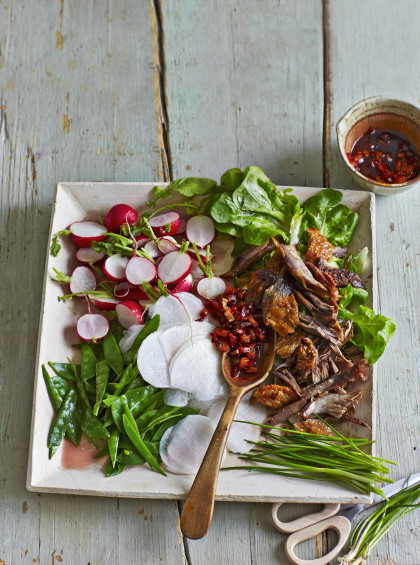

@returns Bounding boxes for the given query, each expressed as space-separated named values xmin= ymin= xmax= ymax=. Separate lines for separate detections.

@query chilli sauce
xmin=348 ymin=127 xmax=420 ymax=184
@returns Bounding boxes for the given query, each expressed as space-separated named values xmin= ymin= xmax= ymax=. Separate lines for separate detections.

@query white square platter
xmin=27 ymin=182 xmax=376 ymax=504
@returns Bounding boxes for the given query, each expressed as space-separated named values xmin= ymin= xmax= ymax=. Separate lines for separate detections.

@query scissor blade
xmin=381 ymin=472 xmax=420 ymax=500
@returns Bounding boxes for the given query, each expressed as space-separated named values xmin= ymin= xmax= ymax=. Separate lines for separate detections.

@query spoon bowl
xmin=180 ymin=324 xmax=276 ymax=540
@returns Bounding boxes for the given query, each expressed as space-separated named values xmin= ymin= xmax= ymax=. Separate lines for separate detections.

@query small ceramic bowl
xmin=336 ymin=96 xmax=420 ymax=195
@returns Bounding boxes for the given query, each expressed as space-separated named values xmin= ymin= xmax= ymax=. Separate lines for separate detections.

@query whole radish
xmin=77 ymin=313 xmax=109 ymax=341
xmin=172 ymin=274 xmax=193 ymax=294
xmin=70 ymin=221 xmax=106 ymax=248
xmin=105 ymin=204 xmax=138 ymax=233
xmin=116 ymin=300 xmax=144 ymax=329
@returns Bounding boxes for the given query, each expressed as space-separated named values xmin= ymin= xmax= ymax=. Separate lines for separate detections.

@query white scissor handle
xmin=271 ymin=502 xmax=341 ymax=533
xmin=285 ymin=516 xmax=351 ymax=565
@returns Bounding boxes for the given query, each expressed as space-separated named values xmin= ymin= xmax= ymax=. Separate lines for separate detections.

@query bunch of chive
xmin=224 ymin=419 xmax=396 ymax=496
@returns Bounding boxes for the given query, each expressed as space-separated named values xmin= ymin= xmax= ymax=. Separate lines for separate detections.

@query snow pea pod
xmin=124 ymin=314 xmax=160 ymax=365
xmin=112 ymin=364 xmax=138 ymax=396
xmin=122 ymin=404 xmax=166 ymax=476
xmin=42 ymin=365 xmax=81 ymax=446
xmin=49 ymin=362 xmax=79 ymax=381
xmin=108 ymin=428 xmax=120 ymax=467
xmin=117 ymin=449 xmax=146 ymax=467
xmin=81 ymin=342 xmax=96 ymax=381
xmin=103 ymin=332 xmax=123 ymax=375
xmin=105 ymin=458 xmax=127 ymax=477
xmin=48 ymin=387 xmax=77 ymax=458
xmin=94 ymin=357 xmax=110 ymax=415
xmin=141 ymin=405 xmax=181 ymax=434
xmin=123 ymin=374 xmax=146 ymax=392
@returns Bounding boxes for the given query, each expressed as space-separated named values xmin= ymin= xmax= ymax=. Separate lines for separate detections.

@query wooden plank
xmin=0 ymin=1 xmax=184 ymax=564
xmin=327 ymin=1 xmax=420 ymax=561
xmin=161 ymin=0 xmax=325 ymax=562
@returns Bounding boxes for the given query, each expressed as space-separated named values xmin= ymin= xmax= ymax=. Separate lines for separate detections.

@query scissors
xmin=271 ymin=473 xmax=420 ymax=565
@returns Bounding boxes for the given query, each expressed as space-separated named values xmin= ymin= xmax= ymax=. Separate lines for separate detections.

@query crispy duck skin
xmin=300 ymin=390 xmax=363 ymax=419
xmin=222 ymin=239 xmax=276 ymax=278
xmin=306 ymin=228 xmax=335 ymax=263
xmin=278 ymin=244 xmax=328 ymax=297
xmin=316 ymin=258 xmax=365 ymax=289
xmin=243 ymin=269 xmax=279 ymax=307
xmin=275 ymin=328 xmax=306 ymax=358
xmin=251 ymin=384 xmax=298 ymax=410
xmin=294 ymin=337 xmax=318 ymax=381
xmin=268 ymin=360 xmax=367 ymax=426
xmin=293 ymin=419 xmax=332 ymax=436
xmin=262 ymin=272 xmax=299 ymax=336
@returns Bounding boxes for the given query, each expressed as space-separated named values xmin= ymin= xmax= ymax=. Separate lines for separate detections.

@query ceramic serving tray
xmin=27 ymin=183 xmax=376 ymax=504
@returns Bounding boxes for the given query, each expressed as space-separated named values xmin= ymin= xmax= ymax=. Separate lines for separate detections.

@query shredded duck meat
xmin=251 ymin=384 xmax=298 ymax=410
xmin=275 ymin=328 xmax=306 ymax=358
xmin=294 ymin=337 xmax=318 ymax=381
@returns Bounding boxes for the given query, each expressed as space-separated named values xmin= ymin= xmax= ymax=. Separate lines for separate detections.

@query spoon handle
xmin=180 ymin=389 xmax=244 ymax=539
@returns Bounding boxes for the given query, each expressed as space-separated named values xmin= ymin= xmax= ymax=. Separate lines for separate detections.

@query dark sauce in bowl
xmin=347 ymin=127 xmax=420 ymax=184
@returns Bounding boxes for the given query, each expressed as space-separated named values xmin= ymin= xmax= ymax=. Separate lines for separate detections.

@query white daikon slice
xmin=119 ymin=324 xmax=144 ymax=354
xmin=163 ymin=389 xmax=191 ymax=407
xmin=147 ymin=293 xmax=203 ymax=329
xmin=169 ymin=339 xmax=227 ymax=401
xmin=208 ymin=391 xmax=267 ymax=454
xmin=160 ymin=415 xmax=217 ymax=475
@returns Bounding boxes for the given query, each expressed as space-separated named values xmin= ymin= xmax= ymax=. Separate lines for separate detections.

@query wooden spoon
xmin=180 ymin=327 xmax=276 ymax=539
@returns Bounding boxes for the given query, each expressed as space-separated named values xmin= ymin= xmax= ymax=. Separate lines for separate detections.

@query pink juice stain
xmin=62 ymin=436 xmax=109 ymax=469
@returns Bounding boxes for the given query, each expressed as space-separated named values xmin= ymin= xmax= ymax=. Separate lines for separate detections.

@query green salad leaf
xmin=167 ymin=177 xmax=216 ymax=197
xmin=339 ymin=284 xmax=369 ymax=313
xmin=300 ymin=188 xmax=358 ymax=247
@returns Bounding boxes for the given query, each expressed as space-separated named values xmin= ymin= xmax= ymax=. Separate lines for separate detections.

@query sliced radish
xmin=135 ymin=235 xmax=151 ymax=248
xmin=149 ymin=212 xmax=181 ymax=237
xmin=115 ymin=281 xmax=149 ymax=301
xmin=197 ymin=277 xmax=226 ymax=300
xmin=157 ymin=236 xmax=179 ymax=255
xmin=76 ymin=247 xmax=105 ymax=265
xmin=172 ymin=274 xmax=193 ymax=294
xmin=157 ymin=251 xmax=192 ymax=284
xmin=175 ymin=218 xmax=186 ymax=235
xmin=188 ymin=247 xmax=212 ymax=261
xmin=105 ymin=204 xmax=138 ymax=232
xmin=103 ymin=254 xmax=129 ymax=282
xmin=69 ymin=266 xmax=96 ymax=294
xmin=159 ymin=415 xmax=218 ymax=475
xmin=125 ymin=257 xmax=157 ymax=285
xmin=186 ymin=215 xmax=215 ymax=248
xmin=143 ymin=240 xmax=162 ymax=259
xmin=70 ymin=221 xmax=106 ymax=248
xmin=76 ymin=313 xmax=109 ymax=341
xmin=90 ymin=297 xmax=121 ymax=311
xmin=116 ymin=300 xmax=144 ymax=329
xmin=190 ymin=259 xmax=205 ymax=280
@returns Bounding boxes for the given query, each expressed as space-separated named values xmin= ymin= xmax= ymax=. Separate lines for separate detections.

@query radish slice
xmin=159 ymin=415 xmax=217 ymax=475
xmin=76 ymin=247 xmax=105 ymax=264
xmin=77 ymin=313 xmax=109 ymax=341
xmin=135 ymin=235 xmax=151 ymax=248
xmin=149 ymin=212 xmax=181 ymax=237
xmin=172 ymin=274 xmax=193 ymax=294
xmin=157 ymin=251 xmax=192 ymax=284
xmin=175 ymin=218 xmax=186 ymax=235
xmin=196 ymin=277 xmax=226 ymax=300
xmin=169 ymin=338 xmax=227 ymax=401
xmin=147 ymin=293 xmax=204 ymax=330
xmin=116 ymin=300 xmax=144 ymax=329
xmin=186 ymin=215 xmax=215 ymax=248
xmin=115 ymin=281 xmax=149 ymax=301
xmin=188 ymin=247 xmax=212 ymax=260
xmin=157 ymin=236 xmax=179 ymax=255
xmin=69 ymin=266 xmax=96 ymax=294
xmin=190 ymin=259 xmax=205 ymax=280
xmin=119 ymin=324 xmax=145 ymax=354
xmin=208 ymin=391 xmax=267 ymax=454
xmin=105 ymin=204 xmax=138 ymax=232
xmin=103 ymin=254 xmax=129 ymax=282
xmin=90 ymin=297 xmax=120 ymax=311
xmin=143 ymin=240 xmax=162 ymax=259
xmin=125 ymin=257 xmax=156 ymax=285
xmin=137 ymin=322 xmax=215 ymax=388
xmin=70 ymin=221 xmax=106 ymax=248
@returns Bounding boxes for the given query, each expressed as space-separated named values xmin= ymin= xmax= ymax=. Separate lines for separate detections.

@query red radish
xmin=90 ymin=297 xmax=121 ymax=311
xmin=188 ymin=247 xmax=212 ymax=260
xmin=69 ymin=266 xmax=97 ymax=294
xmin=115 ymin=281 xmax=148 ymax=301
xmin=157 ymin=236 xmax=179 ymax=255
xmin=149 ymin=212 xmax=181 ymax=237
xmin=196 ymin=277 xmax=226 ymax=300
xmin=125 ymin=257 xmax=156 ymax=285
xmin=77 ymin=313 xmax=109 ymax=341
xmin=103 ymin=254 xmax=129 ymax=282
xmin=116 ymin=300 xmax=144 ymax=329
xmin=157 ymin=251 xmax=192 ymax=284
xmin=135 ymin=235 xmax=151 ymax=248
xmin=70 ymin=221 xmax=106 ymax=248
xmin=76 ymin=247 xmax=105 ymax=264
xmin=105 ymin=204 xmax=138 ymax=232
xmin=186 ymin=215 xmax=215 ymax=248
xmin=143 ymin=240 xmax=162 ymax=259
xmin=175 ymin=218 xmax=186 ymax=235
xmin=172 ymin=274 xmax=193 ymax=294
xmin=190 ymin=259 xmax=205 ymax=279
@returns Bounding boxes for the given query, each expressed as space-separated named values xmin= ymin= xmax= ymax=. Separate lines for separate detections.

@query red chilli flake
xmin=201 ymin=287 xmax=267 ymax=379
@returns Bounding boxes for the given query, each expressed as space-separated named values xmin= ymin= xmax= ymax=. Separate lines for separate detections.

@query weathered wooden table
xmin=1 ymin=1 xmax=419 ymax=563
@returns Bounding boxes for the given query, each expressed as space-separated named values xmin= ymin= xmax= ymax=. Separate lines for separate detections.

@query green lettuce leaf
xmin=167 ymin=177 xmax=216 ymax=197
xmin=300 ymin=188 xmax=358 ymax=247
xmin=339 ymin=284 xmax=369 ymax=313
